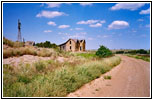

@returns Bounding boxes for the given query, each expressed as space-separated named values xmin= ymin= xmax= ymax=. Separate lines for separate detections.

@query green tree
xmin=96 ymin=45 xmax=113 ymax=58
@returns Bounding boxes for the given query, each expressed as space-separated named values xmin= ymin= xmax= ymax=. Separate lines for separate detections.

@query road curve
xmin=67 ymin=55 xmax=150 ymax=97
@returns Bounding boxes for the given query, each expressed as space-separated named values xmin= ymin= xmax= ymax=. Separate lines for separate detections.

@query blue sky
xmin=3 ymin=3 xmax=150 ymax=50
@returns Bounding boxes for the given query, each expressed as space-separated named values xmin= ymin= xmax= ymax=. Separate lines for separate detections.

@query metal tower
xmin=18 ymin=19 xmax=22 ymax=42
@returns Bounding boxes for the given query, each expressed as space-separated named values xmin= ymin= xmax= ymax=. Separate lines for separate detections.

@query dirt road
xmin=68 ymin=55 xmax=150 ymax=97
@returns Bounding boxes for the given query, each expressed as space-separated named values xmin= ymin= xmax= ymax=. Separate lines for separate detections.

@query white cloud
xmin=89 ymin=23 xmax=102 ymax=27
xmin=110 ymin=3 xmax=145 ymax=11
xmin=139 ymin=8 xmax=150 ymax=14
xmin=108 ymin=20 xmax=129 ymax=29
xmin=58 ymin=25 xmax=70 ymax=29
xmin=80 ymin=3 xmax=93 ymax=6
xmin=100 ymin=20 xmax=106 ymax=23
xmin=47 ymin=21 xmax=56 ymax=26
xmin=75 ymin=28 xmax=83 ymax=30
xmin=36 ymin=11 xmax=67 ymax=18
xmin=137 ymin=19 xmax=144 ymax=21
xmin=46 ymin=3 xmax=62 ymax=8
xmin=44 ymin=30 xmax=52 ymax=33
xmin=77 ymin=20 xmax=99 ymax=24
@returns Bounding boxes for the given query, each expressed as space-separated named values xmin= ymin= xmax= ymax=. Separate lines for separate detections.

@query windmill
xmin=17 ymin=19 xmax=22 ymax=42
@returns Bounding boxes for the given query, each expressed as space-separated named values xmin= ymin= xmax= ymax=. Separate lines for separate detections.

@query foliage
xmin=3 ymin=56 xmax=121 ymax=97
xmin=115 ymin=50 xmax=124 ymax=54
xmin=96 ymin=45 xmax=113 ymax=58
xmin=126 ymin=49 xmax=149 ymax=54
xmin=35 ymin=41 xmax=58 ymax=49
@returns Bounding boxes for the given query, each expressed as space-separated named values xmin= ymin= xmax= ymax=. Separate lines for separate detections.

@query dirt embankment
xmin=3 ymin=55 xmax=67 ymax=66
xmin=68 ymin=55 xmax=150 ymax=97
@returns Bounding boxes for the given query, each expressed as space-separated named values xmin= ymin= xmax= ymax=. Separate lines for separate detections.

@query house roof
xmin=59 ymin=38 xmax=85 ymax=46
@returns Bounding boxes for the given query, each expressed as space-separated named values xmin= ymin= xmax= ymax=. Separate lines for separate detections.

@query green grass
xmin=75 ymin=52 xmax=97 ymax=59
xmin=104 ymin=75 xmax=111 ymax=80
xmin=125 ymin=54 xmax=150 ymax=62
xmin=3 ymin=56 xmax=121 ymax=97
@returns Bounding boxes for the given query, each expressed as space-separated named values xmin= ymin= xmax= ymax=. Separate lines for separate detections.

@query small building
xmin=59 ymin=39 xmax=86 ymax=52
xmin=25 ymin=41 xmax=35 ymax=46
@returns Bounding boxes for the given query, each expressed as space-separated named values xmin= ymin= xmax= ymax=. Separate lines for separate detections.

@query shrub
xmin=35 ymin=41 xmax=58 ymax=49
xmin=96 ymin=45 xmax=113 ymax=58
xmin=116 ymin=50 xmax=124 ymax=54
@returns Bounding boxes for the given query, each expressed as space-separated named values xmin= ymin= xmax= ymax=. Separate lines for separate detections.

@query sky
xmin=3 ymin=2 xmax=150 ymax=50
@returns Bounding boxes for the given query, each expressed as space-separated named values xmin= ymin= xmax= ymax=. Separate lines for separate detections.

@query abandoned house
xmin=59 ymin=39 xmax=86 ymax=52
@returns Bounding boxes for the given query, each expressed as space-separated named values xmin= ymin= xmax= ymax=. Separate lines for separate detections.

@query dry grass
xmin=3 ymin=46 xmax=59 ymax=58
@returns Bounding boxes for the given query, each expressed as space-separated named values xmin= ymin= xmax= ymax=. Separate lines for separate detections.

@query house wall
xmin=65 ymin=39 xmax=76 ymax=52
xmin=79 ymin=41 xmax=85 ymax=52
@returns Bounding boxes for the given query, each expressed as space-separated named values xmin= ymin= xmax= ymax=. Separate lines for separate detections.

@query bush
xmin=35 ymin=41 xmax=58 ymax=49
xmin=116 ymin=50 xmax=124 ymax=54
xmin=96 ymin=45 xmax=113 ymax=58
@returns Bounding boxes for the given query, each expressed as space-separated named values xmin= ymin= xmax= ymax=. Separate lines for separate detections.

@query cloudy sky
xmin=3 ymin=2 xmax=150 ymax=50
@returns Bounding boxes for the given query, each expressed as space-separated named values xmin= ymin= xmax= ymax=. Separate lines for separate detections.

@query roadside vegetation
xmin=3 ymin=56 xmax=120 ymax=97
xmin=125 ymin=54 xmax=150 ymax=62
xmin=3 ymin=37 xmax=121 ymax=97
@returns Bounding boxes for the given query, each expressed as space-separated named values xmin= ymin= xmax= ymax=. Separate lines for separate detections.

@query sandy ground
xmin=3 ymin=55 xmax=66 ymax=66
xmin=67 ymin=55 xmax=150 ymax=97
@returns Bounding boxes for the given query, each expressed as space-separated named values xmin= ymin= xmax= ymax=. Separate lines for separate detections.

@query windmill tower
xmin=17 ymin=19 xmax=22 ymax=42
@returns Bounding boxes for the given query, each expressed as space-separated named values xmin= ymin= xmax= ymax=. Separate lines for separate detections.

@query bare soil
xmin=67 ymin=55 xmax=150 ymax=97
xmin=3 ymin=55 xmax=66 ymax=66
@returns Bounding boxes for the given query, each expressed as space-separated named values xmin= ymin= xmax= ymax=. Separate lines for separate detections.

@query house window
xmin=80 ymin=46 xmax=82 ymax=51
xmin=70 ymin=46 xmax=71 ymax=50
xmin=70 ymin=41 xmax=71 ymax=44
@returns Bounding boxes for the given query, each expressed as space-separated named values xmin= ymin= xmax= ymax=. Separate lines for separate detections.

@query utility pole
xmin=17 ymin=19 xmax=22 ymax=42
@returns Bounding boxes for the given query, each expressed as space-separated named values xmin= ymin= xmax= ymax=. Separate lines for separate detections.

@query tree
xmin=96 ymin=45 xmax=113 ymax=58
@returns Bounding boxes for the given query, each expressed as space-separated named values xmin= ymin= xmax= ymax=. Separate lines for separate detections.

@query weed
xmin=104 ymin=75 xmax=111 ymax=80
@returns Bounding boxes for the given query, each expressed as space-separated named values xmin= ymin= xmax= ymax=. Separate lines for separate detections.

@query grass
xmin=3 ymin=56 xmax=121 ymax=97
xmin=74 ymin=52 xmax=97 ymax=59
xmin=3 ymin=37 xmax=24 ymax=47
xmin=3 ymin=47 xmax=60 ymax=58
xmin=125 ymin=54 xmax=150 ymax=62
xmin=104 ymin=75 xmax=111 ymax=80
